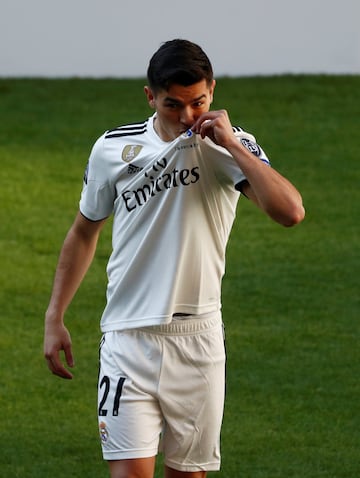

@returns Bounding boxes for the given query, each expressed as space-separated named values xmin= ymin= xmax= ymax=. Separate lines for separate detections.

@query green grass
xmin=0 ymin=76 xmax=359 ymax=477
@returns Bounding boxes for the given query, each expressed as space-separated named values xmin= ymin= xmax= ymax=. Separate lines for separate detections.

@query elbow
xmin=259 ymin=194 xmax=306 ymax=227
xmin=266 ymin=201 xmax=305 ymax=227
xmin=281 ymin=204 xmax=306 ymax=227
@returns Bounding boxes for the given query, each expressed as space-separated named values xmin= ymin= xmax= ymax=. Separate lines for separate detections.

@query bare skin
xmin=44 ymin=79 xmax=304 ymax=478
xmin=191 ymin=107 xmax=305 ymax=226
xmin=144 ymin=80 xmax=304 ymax=226
xmin=44 ymin=212 xmax=106 ymax=379
xmin=108 ymin=458 xmax=206 ymax=478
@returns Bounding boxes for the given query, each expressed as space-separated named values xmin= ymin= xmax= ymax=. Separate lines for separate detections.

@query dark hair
xmin=147 ymin=39 xmax=213 ymax=93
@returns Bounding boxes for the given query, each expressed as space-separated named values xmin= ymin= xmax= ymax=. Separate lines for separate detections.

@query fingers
xmin=192 ymin=116 xmax=213 ymax=136
xmin=46 ymin=352 xmax=74 ymax=379
xmin=192 ymin=118 xmax=216 ymax=141
xmin=44 ymin=336 xmax=74 ymax=379
xmin=64 ymin=342 xmax=75 ymax=369
xmin=199 ymin=119 xmax=213 ymax=139
xmin=191 ymin=110 xmax=232 ymax=143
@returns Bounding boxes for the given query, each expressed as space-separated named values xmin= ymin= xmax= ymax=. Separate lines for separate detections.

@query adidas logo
xmin=127 ymin=164 xmax=143 ymax=175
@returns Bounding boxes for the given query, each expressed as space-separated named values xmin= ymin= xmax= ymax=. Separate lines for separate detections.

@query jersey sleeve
xmin=234 ymin=128 xmax=270 ymax=166
xmin=79 ymin=134 xmax=115 ymax=221
xmin=232 ymin=128 xmax=271 ymax=192
xmin=201 ymin=128 xmax=270 ymax=190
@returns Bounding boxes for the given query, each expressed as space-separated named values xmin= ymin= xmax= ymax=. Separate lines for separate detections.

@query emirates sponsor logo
xmin=121 ymin=157 xmax=200 ymax=212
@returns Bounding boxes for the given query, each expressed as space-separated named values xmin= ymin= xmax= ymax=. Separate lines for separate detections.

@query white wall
xmin=1 ymin=0 xmax=359 ymax=77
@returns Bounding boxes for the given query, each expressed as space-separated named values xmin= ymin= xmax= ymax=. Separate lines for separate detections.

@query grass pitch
xmin=0 ymin=76 xmax=359 ymax=477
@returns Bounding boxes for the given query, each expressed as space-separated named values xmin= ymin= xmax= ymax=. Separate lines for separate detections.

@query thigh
xmin=98 ymin=332 xmax=163 ymax=462
xmin=160 ymin=318 xmax=225 ymax=472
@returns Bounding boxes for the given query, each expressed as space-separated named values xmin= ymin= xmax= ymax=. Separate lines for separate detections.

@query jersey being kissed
xmin=80 ymin=114 xmax=270 ymax=332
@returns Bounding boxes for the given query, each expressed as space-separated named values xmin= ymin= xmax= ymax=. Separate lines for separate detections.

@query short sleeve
xmin=79 ymin=135 xmax=115 ymax=221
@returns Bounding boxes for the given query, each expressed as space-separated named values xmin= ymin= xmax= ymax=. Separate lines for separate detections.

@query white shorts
xmin=97 ymin=311 xmax=225 ymax=472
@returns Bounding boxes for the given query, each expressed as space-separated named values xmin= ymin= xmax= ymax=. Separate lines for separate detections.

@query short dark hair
xmin=147 ymin=39 xmax=214 ymax=93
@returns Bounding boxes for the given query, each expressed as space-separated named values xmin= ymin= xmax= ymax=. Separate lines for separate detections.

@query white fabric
xmin=98 ymin=311 xmax=225 ymax=471
xmin=79 ymin=114 xmax=269 ymax=332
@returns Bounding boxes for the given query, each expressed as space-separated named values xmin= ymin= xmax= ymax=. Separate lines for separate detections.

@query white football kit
xmin=80 ymin=113 xmax=270 ymax=470
xmin=80 ymin=113 xmax=270 ymax=333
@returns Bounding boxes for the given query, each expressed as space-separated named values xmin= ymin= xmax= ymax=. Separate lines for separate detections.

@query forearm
xmin=192 ymin=110 xmax=304 ymax=226
xmin=227 ymin=139 xmax=305 ymax=226
xmin=46 ymin=237 xmax=94 ymax=320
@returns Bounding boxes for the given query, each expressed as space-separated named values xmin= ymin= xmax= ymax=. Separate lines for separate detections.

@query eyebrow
xmin=163 ymin=94 xmax=207 ymax=105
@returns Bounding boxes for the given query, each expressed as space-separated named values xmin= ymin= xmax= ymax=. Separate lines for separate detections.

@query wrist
xmin=45 ymin=307 xmax=64 ymax=325
xmin=226 ymin=137 xmax=251 ymax=158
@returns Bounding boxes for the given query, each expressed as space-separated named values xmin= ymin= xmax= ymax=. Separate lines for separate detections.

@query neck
xmin=153 ymin=117 xmax=173 ymax=142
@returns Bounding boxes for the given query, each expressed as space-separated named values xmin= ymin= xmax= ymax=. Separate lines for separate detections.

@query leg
xmin=99 ymin=332 xmax=163 ymax=477
xmin=108 ymin=456 xmax=156 ymax=478
xmin=164 ymin=465 xmax=207 ymax=477
xmin=160 ymin=315 xmax=225 ymax=475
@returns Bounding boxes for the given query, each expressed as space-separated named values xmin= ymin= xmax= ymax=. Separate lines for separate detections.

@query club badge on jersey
xmin=240 ymin=138 xmax=261 ymax=157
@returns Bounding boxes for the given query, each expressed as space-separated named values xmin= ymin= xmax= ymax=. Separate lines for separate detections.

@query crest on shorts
xmin=99 ymin=421 xmax=109 ymax=443
xmin=122 ymin=145 xmax=143 ymax=162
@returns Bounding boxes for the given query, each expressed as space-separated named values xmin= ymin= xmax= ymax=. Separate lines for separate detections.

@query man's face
xmin=144 ymin=79 xmax=216 ymax=142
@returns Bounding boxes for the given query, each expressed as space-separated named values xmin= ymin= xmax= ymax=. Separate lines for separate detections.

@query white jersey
xmin=80 ymin=114 xmax=270 ymax=332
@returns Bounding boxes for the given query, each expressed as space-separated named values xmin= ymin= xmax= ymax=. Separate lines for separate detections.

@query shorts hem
xmin=103 ymin=448 xmax=158 ymax=461
xmin=164 ymin=458 xmax=221 ymax=472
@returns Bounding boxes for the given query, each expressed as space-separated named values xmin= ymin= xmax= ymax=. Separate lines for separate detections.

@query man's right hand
xmin=44 ymin=321 xmax=74 ymax=379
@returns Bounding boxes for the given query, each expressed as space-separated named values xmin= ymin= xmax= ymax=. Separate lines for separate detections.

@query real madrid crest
xmin=122 ymin=145 xmax=143 ymax=163
xmin=99 ymin=421 xmax=109 ymax=443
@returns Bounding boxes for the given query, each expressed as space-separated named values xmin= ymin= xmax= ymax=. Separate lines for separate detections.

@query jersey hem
xmin=100 ymin=303 xmax=221 ymax=332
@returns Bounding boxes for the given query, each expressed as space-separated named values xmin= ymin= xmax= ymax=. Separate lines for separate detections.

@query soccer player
xmin=44 ymin=39 xmax=305 ymax=478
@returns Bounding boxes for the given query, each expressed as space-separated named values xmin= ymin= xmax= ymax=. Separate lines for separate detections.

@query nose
xmin=180 ymin=106 xmax=194 ymax=126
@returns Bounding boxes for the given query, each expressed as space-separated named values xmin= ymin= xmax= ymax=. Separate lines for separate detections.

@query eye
xmin=165 ymin=102 xmax=180 ymax=109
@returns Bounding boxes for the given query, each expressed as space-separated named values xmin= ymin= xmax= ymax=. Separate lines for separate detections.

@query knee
xmin=108 ymin=457 xmax=155 ymax=478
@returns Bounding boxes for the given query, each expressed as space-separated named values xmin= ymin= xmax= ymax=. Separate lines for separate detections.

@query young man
xmin=44 ymin=39 xmax=305 ymax=478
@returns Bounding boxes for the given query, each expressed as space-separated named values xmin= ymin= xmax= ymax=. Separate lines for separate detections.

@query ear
xmin=209 ymin=79 xmax=216 ymax=104
xmin=144 ymin=86 xmax=155 ymax=108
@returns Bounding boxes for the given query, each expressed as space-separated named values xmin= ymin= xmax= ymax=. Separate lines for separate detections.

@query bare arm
xmin=44 ymin=211 xmax=107 ymax=379
xmin=192 ymin=110 xmax=305 ymax=227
